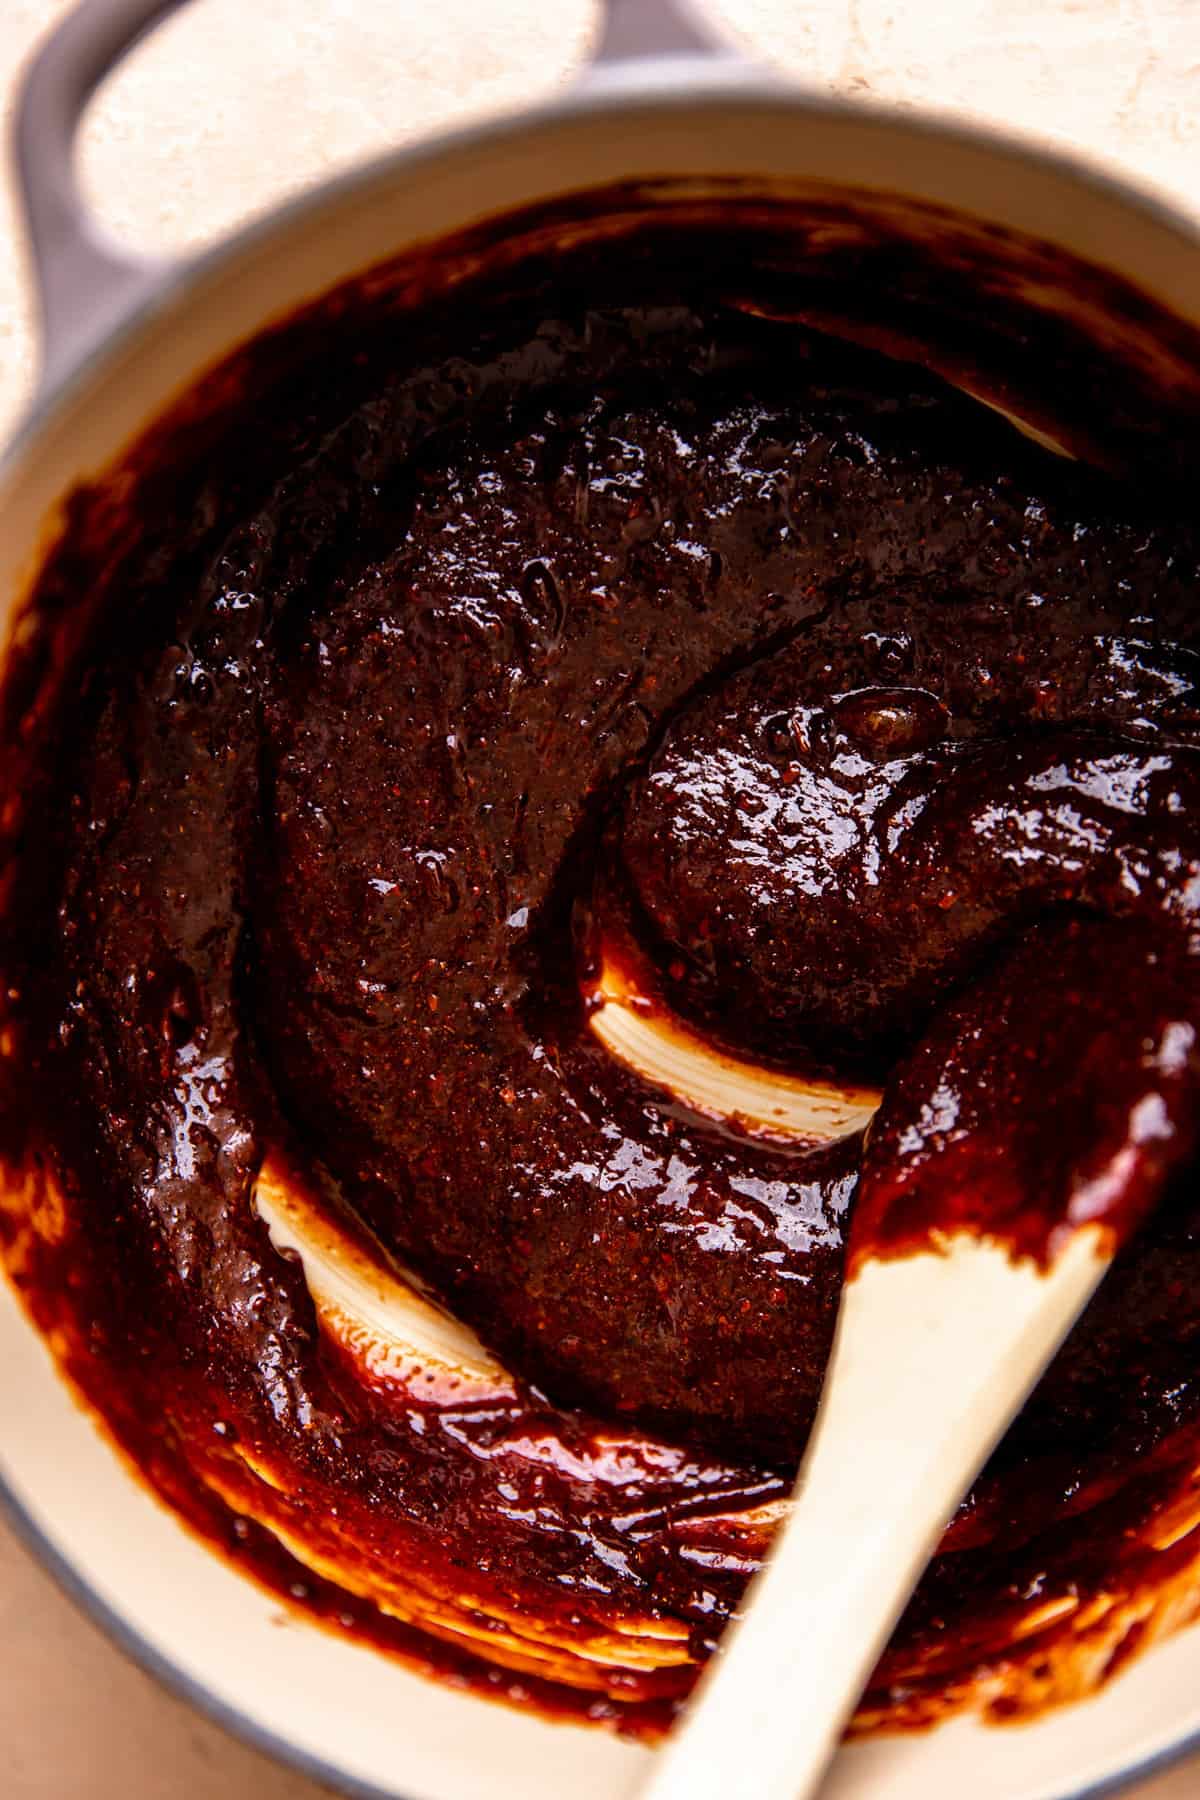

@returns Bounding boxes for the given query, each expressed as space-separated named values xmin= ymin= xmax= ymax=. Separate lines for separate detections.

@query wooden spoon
xmin=638 ymin=1225 xmax=1112 ymax=1800
xmin=640 ymin=914 xmax=1200 ymax=1800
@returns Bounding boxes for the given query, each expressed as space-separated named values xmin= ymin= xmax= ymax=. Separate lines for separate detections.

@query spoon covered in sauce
xmin=642 ymin=914 xmax=1199 ymax=1800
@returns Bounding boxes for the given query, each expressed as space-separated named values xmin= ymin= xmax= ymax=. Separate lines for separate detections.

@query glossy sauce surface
xmin=4 ymin=226 xmax=1200 ymax=1735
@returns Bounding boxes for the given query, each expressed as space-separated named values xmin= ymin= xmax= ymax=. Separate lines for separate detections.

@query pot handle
xmin=15 ymin=0 xmax=730 ymax=398
xmin=589 ymin=0 xmax=731 ymax=63
xmin=13 ymin=0 xmax=189 ymax=397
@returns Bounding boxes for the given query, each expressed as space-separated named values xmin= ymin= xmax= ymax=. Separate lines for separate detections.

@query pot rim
xmin=8 ymin=59 xmax=1200 ymax=466
xmin=5 ymin=1445 xmax=1199 ymax=1800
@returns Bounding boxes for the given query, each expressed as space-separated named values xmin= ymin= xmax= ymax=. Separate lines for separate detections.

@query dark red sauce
xmin=4 ymin=198 xmax=1200 ymax=1736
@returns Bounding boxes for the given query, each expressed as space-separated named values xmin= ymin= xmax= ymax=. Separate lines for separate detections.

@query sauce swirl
xmin=4 ymin=218 xmax=1200 ymax=1736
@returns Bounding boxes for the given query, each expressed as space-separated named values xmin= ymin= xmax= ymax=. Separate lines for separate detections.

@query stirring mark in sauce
xmin=3 ymin=218 xmax=1200 ymax=1739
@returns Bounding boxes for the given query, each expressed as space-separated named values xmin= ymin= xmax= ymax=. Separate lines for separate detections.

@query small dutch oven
xmin=2 ymin=3 xmax=1200 ymax=1797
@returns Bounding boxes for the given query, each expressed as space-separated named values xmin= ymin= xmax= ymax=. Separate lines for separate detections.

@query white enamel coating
xmin=3 ymin=11 xmax=1200 ymax=1800
xmin=588 ymin=955 xmax=881 ymax=1142
xmin=253 ymin=1161 xmax=517 ymax=1402
xmin=643 ymin=1233 xmax=1111 ymax=1800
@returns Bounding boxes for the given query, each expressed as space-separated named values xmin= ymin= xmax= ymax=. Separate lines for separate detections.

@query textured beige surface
xmin=1 ymin=2 xmax=1199 ymax=1796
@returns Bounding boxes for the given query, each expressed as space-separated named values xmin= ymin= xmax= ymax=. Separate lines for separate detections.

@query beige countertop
xmin=1 ymin=3 xmax=1199 ymax=1796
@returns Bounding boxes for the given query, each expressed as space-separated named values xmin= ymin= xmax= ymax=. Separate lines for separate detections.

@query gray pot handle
xmin=13 ymin=0 xmax=193 ymax=396
xmin=590 ymin=0 xmax=730 ymax=63
xmin=14 ymin=0 xmax=730 ymax=399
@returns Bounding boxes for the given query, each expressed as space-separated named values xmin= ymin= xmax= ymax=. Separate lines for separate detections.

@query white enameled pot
xmin=2 ymin=4 xmax=1200 ymax=1796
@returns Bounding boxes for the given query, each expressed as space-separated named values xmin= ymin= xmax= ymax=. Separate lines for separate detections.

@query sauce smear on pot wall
xmin=4 ymin=207 xmax=1200 ymax=1736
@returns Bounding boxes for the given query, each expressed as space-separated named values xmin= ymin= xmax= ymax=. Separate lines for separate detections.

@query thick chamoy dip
xmin=3 ymin=206 xmax=1200 ymax=1739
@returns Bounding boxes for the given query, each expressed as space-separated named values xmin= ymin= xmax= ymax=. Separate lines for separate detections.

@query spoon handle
xmin=640 ymin=1230 xmax=1109 ymax=1800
